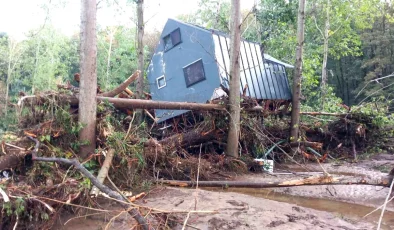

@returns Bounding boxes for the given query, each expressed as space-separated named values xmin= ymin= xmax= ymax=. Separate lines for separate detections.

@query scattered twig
xmin=194 ymin=144 xmax=202 ymax=211
xmin=4 ymin=143 xmax=26 ymax=151
xmin=124 ymin=111 xmax=136 ymax=141
xmin=0 ymin=187 xmax=10 ymax=202
xmin=30 ymin=198 xmax=54 ymax=213
xmin=64 ymin=212 xmax=107 ymax=226
xmin=377 ymin=178 xmax=394 ymax=230
xmin=27 ymin=136 xmax=150 ymax=230
xmin=363 ymin=196 xmax=394 ymax=218
xmin=181 ymin=212 xmax=192 ymax=230
xmin=107 ymin=176 xmax=131 ymax=203
xmin=12 ymin=214 xmax=18 ymax=230
xmin=105 ymin=210 xmax=128 ymax=230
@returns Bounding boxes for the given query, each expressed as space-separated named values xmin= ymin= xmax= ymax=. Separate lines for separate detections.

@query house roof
xmin=167 ymin=18 xmax=294 ymax=68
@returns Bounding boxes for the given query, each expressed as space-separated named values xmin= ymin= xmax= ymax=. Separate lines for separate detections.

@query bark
xmin=105 ymin=28 xmax=116 ymax=88
xmin=79 ymin=0 xmax=98 ymax=158
xmin=289 ymin=141 xmax=323 ymax=150
xmin=32 ymin=40 xmax=41 ymax=94
xmin=96 ymin=97 xmax=226 ymax=111
xmin=290 ymin=0 xmax=306 ymax=143
xmin=27 ymin=137 xmax=149 ymax=229
xmin=226 ymin=0 xmax=241 ymax=158
xmin=90 ymin=149 xmax=115 ymax=196
xmin=99 ymin=71 xmax=140 ymax=97
xmin=299 ymin=112 xmax=349 ymax=117
xmin=160 ymin=175 xmax=392 ymax=188
xmin=136 ymin=0 xmax=144 ymax=99
xmin=135 ymin=0 xmax=145 ymax=123
xmin=159 ymin=129 xmax=222 ymax=148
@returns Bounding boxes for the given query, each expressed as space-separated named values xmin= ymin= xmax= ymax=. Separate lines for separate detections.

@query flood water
xmin=204 ymin=187 xmax=394 ymax=230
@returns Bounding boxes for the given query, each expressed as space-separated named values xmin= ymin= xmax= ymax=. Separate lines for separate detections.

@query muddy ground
xmin=55 ymin=154 xmax=394 ymax=230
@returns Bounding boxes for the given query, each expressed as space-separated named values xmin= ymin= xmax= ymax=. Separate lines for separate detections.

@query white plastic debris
xmin=254 ymin=159 xmax=274 ymax=173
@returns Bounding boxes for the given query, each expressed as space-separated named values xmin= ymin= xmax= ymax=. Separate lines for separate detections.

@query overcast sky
xmin=0 ymin=0 xmax=256 ymax=39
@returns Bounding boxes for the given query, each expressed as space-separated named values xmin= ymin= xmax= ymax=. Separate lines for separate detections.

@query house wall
xmin=147 ymin=19 xmax=221 ymax=123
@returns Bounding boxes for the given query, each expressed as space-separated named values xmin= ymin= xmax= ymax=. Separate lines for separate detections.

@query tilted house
xmin=147 ymin=19 xmax=293 ymax=123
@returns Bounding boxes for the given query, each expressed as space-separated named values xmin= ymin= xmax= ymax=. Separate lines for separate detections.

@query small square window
xmin=157 ymin=75 xmax=166 ymax=89
xmin=163 ymin=35 xmax=172 ymax=51
xmin=183 ymin=59 xmax=206 ymax=87
xmin=163 ymin=28 xmax=181 ymax=51
xmin=171 ymin=28 xmax=181 ymax=46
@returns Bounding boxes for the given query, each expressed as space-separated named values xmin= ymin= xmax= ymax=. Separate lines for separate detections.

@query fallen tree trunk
xmin=27 ymin=137 xmax=149 ymax=230
xmin=18 ymin=91 xmax=355 ymax=116
xmin=160 ymin=175 xmax=393 ymax=188
xmin=100 ymin=71 xmax=140 ymax=97
xmin=300 ymin=112 xmax=350 ymax=117
xmin=90 ymin=149 xmax=115 ymax=196
xmin=289 ymin=141 xmax=323 ymax=149
xmin=159 ymin=129 xmax=222 ymax=148
xmin=97 ymin=97 xmax=226 ymax=111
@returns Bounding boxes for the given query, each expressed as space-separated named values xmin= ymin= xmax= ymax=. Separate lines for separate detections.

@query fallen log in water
xmin=159 ymin=175 xmax=393 ymax=188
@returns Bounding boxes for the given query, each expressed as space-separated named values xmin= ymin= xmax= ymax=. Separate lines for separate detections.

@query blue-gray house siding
xmin=147 ymin=19 xmax=293 ymax=123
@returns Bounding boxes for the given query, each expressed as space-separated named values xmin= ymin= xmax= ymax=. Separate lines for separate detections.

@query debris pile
xmin=0 ymin=71 xmax=393 ymax=229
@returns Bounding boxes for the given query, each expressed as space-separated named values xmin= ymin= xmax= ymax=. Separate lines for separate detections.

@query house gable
xmin=147 ymin=19 xmax=221 ymax=123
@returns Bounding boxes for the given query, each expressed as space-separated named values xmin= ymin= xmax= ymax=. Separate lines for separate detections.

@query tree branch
xmin=99 ymin=70 xmax=140 ymax=97
xmin=27 ymin=136 xmax=150 ymax=230
xmin=313 ymin=16 xmax=325 ymax=38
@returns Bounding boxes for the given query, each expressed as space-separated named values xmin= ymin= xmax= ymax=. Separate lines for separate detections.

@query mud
xmin=142 ymin=187 xmax=376 ymax=230
xmin=54 ymin=154 xmax=394 ymax=230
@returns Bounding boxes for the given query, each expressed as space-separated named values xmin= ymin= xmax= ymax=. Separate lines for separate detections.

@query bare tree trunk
xmin=136 ymin=0 xmax=144 ymax=122
xmin=32 ymin=40 xmax=40 ymax=94
xmin=290 ymin=0 xmax=306 ymax=143
xmin=5 ymin=55 xmax=11 ymax=116
xmin=321 ymin=0 xmax=330 ymax=110
xmin=106 ymin=28 xmax=116 ymax=89
xmin=79 ymin=0 xmax=98 ymax=159
xmin=226 ymin=0 xmax=241 ymax=158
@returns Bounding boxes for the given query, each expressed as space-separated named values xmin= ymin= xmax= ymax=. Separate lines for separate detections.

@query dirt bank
xmin=55 ymin=155 xmax=394 ymax=230
xmin=143 ymin=187 xmax=376 ymax=230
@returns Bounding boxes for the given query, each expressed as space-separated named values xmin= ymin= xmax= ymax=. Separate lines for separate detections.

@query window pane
xmin=171 ymin=28 xmax=181 ymax=46
xmin=183 ymin=59 xmax=206 ymax=87
xmin=157 ymin=76 xmax=166 ymax=89
xmin=163 ymin=35 xmax=172 ymax=51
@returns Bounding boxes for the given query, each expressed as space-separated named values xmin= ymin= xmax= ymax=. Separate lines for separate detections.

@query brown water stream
xmin=204 ymin=187 xmax=394 ymax=230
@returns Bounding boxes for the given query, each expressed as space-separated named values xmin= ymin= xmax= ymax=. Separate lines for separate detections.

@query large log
xmin=159 ymin=129 xmax=222 ymax=148
xmin=19 ymin=92 xmax=353 ymax=116
xmin=100 ymin=71 xmax=140 ymax=97
xmin=160 ymin=175 xmax=393 ymax=188
xmin=97 ymin=97 xmax=226 ymax=111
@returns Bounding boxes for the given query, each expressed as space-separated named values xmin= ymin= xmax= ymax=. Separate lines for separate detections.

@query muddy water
xmin=204 ymin=187 xmax=394 ymax=230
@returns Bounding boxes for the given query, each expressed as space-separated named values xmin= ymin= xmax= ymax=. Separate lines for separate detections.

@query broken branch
xmin=27 ymin=137 xmax=149 ymax=230
xmin=99 ymin=71 xmax=140 ymax=97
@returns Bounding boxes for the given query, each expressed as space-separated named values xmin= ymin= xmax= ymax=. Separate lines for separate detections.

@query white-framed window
xmin=157 ymin=75 xmax=166 ymax=89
